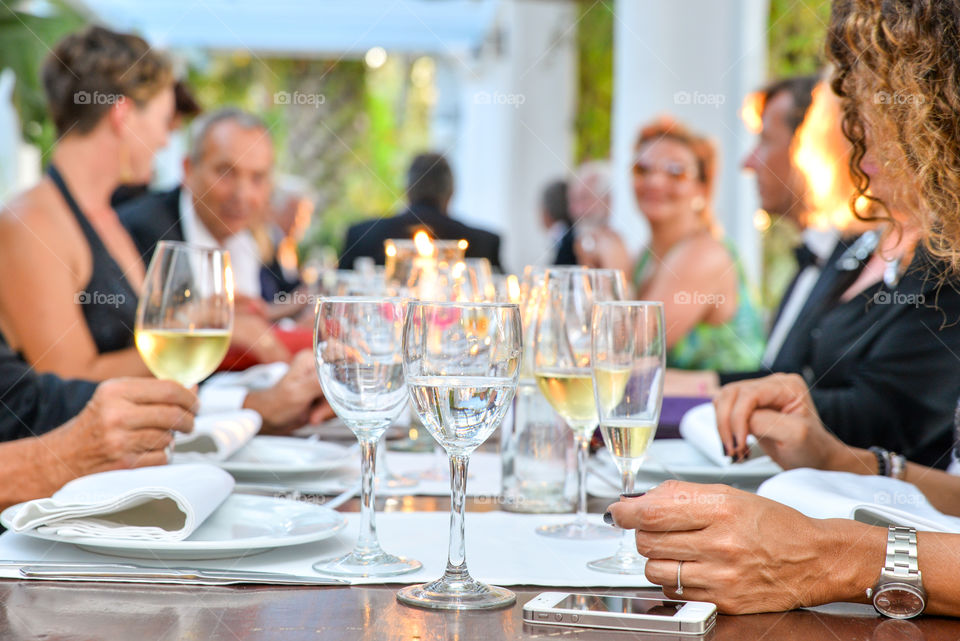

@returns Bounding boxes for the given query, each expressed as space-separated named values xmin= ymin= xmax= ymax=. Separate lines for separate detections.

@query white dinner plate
xmin=591 ymin=439 xmax=782 ymax=495
xmin=214 ymin=436 xmax=355 ymax=478
xmin=0 ymin=493 xmax=346 ymax=561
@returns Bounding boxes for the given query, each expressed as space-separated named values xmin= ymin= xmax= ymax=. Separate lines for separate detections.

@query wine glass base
xmin=586 ymin=553 xmax=648 ymax=574
xmin=313 ymin=551 xmax=421 ymax=578
xmin=397 ymin=576 xmax=516 ymax=611
xmin=535 ymin=521 xmax=620 ymax=540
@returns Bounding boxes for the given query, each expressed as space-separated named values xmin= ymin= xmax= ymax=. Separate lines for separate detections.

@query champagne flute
xmin=588 ymin=301 xmax=665 ymax=573
xmin=397 ymin=301 xmax=521 ymax=611
xmin=533 ymin=267 xmax=626 ymax=539
xmin=312 ymin=296 xmax=421 ymax=577
xmin=135 ymin=241 xmax=234 ymax=458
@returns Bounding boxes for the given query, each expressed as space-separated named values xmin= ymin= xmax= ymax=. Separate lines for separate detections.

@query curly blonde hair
xmin=828 ymin=0 xmax=960 ymax=271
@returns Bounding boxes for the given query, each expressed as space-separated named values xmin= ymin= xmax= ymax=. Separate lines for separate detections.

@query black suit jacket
xmin=731 ymin=245 xmax=960 ymax=468
xmin=339 ymin=203 xmax=503 ymax=271
xmin=117 ymin=187 xmax=185 ymax=268
xmin=720 ymin=236 xmax=855 ymax=384
xmin=0 ymin=338 xmax=95 ymax=441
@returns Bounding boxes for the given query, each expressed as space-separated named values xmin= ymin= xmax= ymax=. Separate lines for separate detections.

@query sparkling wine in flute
xmin=593 ymin=366 xmax=632 ymax=413
xmin=599 ymin=419 xmax=657 ymax=471
xmin=407 ymin=376 xmax=515 ymax=454
xmin=135 ymin=328 xmax=231 ymax=387
xmin=534 ymin=369 xmax=598 ymax=433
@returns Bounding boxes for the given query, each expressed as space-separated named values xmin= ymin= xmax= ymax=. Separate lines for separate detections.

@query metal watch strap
xmin=884 ymin=526 xmax=920 ymax=580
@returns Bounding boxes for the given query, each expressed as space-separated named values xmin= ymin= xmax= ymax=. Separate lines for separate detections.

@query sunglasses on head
xmin=631 ymin=160 xmax=696 ymax=181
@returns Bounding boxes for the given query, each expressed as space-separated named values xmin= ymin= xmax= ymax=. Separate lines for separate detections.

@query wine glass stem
xmin=444 ymin=453 xmax=471 ymax=583
xmin=574 ymin=431 xmax=590 ymax=526
xmin=355 ymin=434 xmax=384 ymax=556
xmin=616 ymin=465 xmax=639 ymax=558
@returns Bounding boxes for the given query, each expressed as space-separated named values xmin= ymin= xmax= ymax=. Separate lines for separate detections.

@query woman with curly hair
xmin=609 ymin=0 xmax=960 ymax=617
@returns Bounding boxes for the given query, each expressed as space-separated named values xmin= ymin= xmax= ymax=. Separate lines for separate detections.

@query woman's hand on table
xmin=244 ymin=350 xmax=333 ymax=435
xmin=48 ymin=378 xmax=198 ymax=472
xmin=607 ymin=480 xmax=882 ymax=614
xmin=713 ymin=373 xmax=857 ymax=471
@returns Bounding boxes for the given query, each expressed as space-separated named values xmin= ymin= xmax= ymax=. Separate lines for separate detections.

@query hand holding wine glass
xmin=135 ymin=241 xmax=233 ymax=461
xmin=589 ymin=300 xmax=665 ymax=573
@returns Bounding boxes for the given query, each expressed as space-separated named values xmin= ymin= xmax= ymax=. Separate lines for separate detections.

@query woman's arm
xmin=0 ymin=207 xmax=150 ymax=381
xmin=716 ymin=373 xmax=960 ymax=516
xmin=639 ymin=236 xmax=738 ymax=348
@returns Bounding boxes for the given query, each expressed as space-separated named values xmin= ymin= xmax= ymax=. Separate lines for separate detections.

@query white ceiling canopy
xmin=67 ymin=0 xmax=500 ymax=57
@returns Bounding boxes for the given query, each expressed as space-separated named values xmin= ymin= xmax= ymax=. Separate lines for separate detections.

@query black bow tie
xmin=793 ymin=244 xmax=820 ymax=270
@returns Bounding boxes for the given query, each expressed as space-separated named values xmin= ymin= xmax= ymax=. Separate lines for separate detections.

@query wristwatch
xmin=866 ymin=526 xmax=926 ymax=619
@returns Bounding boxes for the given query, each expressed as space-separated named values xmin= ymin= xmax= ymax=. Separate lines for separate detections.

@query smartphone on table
xmin=522 ymin=591 xmax=717 ymax=635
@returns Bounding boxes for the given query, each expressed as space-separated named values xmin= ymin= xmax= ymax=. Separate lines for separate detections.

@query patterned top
xmin=634 ymin=239 xmax=766 ymax=371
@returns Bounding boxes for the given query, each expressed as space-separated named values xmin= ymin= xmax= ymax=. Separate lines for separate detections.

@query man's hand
xmin=244 ymin=350 xmax=333 ymax=435
xmin=231 ymin=313 xmax=293 ymax=364
xmin=45 ymin=378 xmax=198 ymax=474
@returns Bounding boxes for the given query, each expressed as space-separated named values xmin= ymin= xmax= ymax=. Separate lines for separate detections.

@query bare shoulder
xmin=0 ymin=182 xmax=85 ymax=272
xmin=665 ymin=234 xmax=735 ymax=275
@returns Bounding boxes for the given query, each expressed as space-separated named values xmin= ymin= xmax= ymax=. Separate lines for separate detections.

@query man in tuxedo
xmin=338 ymin=153 xmax=503 ymax=270
xmin=120 ymin=107 xmax=272 ymax=299
xmin=667 ymin=74 xmax=863 ymax=392
xmin=120 ymin=108 xmax=292 ymax=363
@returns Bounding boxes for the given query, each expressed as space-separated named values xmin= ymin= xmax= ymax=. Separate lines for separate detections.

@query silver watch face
xmin=874 ymin=584 xmax=925 ymax=619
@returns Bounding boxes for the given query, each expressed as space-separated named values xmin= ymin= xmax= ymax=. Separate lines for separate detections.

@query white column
xmin=444 ymin=0 xmax=577 ymax=273
xmin=610 ymin=0 xmax=768 ymax=280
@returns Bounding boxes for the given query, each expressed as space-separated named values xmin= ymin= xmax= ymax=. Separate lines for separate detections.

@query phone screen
xmin=554 ymin=594 xmax=686 ymax=617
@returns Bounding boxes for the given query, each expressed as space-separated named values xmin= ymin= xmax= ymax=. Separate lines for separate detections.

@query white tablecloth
xmin=0 ymin=511 xmax=655 ymax=589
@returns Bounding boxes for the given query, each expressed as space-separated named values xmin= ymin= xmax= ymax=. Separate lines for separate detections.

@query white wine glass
xmin=135 ymin=241 xmax=233 ymax=459
xmin=135 ymin=241 xmax=234 ymax=386
xmin=312 ymin=296 xmax=421 ymax=577
xmin=397 ymin=301 xmax=522 ymax=611
xmin=533 ymin=267 xmax=625 ymax=539
xmin=588 ymin=301 xmax=665 ymax=573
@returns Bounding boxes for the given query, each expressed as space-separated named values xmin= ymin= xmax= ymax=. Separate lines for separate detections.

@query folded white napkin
xmin=174 ymin=410 xmax=261 ymax=461
xmin=9 ymin=464 xmax=235 ymax=541
xmin=758 ymin=468 xmax=960 ymax=533
xmin=678 ymin=402 xmax=769 ymax=467
xmin=198 ymin=362 xmax=289 ymax=415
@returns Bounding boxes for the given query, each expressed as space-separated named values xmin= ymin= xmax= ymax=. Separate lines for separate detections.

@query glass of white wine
xmin=589 ymin=300 xmax=665 ymax=573
xmin=533 ymin=267 xmax=626 ymax=539
xmin=397 ymin=301 xmax=522 ymax=611
xmin=135 ymin=241 xmax=233 ymax=411
xmin=312 ymin=296 xmax=422 ymax=577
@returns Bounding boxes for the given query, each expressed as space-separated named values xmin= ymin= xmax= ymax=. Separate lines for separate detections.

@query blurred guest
xmin=120 ymin=107 xmax=291 ymax=362
xmin=256 ymin=174 xmax=315 ymax=304
xmin=667 ymin=75 xmax=869 ymax=395
xmin=339 ymin=153 xmax=502 ymax=270
xmin=567 ymin=160 xmax=631 ymax=270
xmin=627 ymin=118 xmax=766 ymax=370
xmin=0 ymin=26 xmax=172 ymax=380
xmin=539 ymin=179 xmax=576 ymax=265
xmin=110 ymin=79 xmax=202 ymax=209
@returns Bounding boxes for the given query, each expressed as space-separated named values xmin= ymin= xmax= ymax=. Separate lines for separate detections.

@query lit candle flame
xmin=507 ymin=274 xmax=520 ymax=303
xmin=414 ymin=230 xmax=435 ymax=257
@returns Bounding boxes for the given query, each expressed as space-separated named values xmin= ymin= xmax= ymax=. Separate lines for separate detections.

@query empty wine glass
xmin=533 ymin=267 xmax=626 ymax=539
xmin=397 ymin=301 xmax=522 ymax=610
xmin=312 ymin=296 xmax=421 ymax=577
xmin=588 ymin=301 xmax=665 ymax=573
